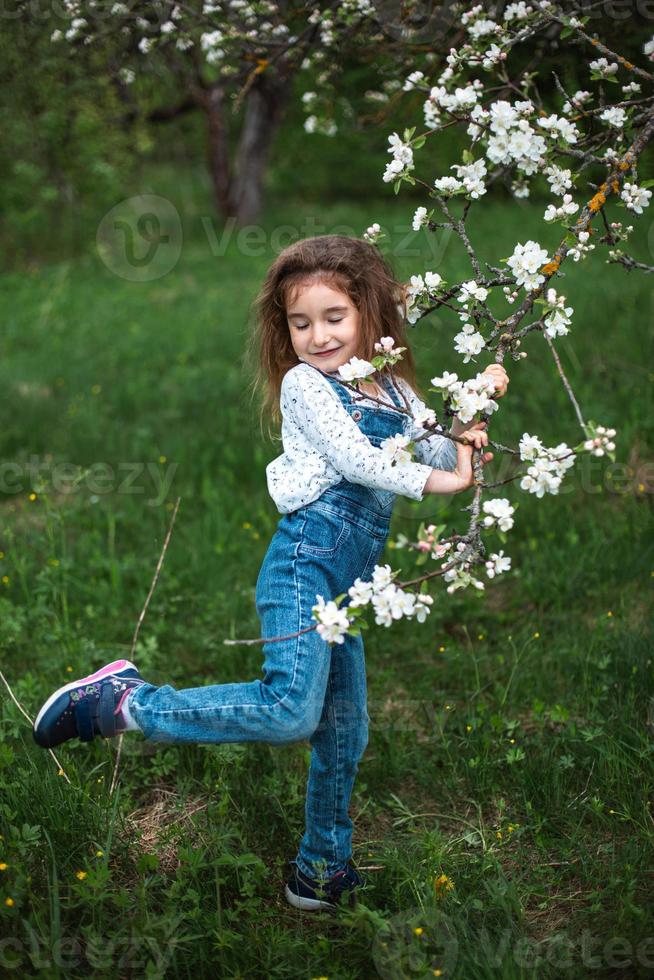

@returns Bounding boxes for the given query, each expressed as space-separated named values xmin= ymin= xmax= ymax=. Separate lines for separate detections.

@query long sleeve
xmin=281 ymin=367 xmax=434 ymax=501
xmin=395 ymin=377 xmax=458 ymax=473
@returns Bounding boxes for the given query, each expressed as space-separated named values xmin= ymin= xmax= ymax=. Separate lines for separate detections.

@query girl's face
xmin=286 ymin=281 xmax=362 ymax=373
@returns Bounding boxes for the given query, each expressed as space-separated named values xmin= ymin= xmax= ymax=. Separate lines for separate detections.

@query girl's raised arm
xmin=281 ymin=366 xmax=434 ymax=501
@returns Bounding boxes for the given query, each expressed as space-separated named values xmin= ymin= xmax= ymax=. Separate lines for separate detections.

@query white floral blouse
xmin=265 ymin=361 xmax=458 ymax=514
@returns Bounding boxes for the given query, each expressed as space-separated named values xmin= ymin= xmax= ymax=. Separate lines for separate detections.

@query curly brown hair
xmin=244 ymin=234 xmax=422 ymax=441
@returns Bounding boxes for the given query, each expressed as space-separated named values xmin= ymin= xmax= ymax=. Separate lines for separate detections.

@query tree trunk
xmin=230 ymin=70 xmax=294 ymax=226
xmin=202 ymin=83 xmax=233 ymax=219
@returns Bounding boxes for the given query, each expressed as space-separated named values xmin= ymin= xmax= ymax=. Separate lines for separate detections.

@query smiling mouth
xmin=312 ymin=348 xmax=341 ymax=356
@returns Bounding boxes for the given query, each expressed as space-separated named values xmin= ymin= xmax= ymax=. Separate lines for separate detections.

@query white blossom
xmin=381 ymin=433 xmax=413 ymax=466
xmin=543 ymin=194 xmax=579 ymax=222
xmin=482 ymin=498 xmax=515 ymax=532
xmin=486 ymin=550 xmax=512 ymax=578
xmin=599 ymin=106 xmax=627 ymax=128
xmin=412 ymin=206 xmax=428 ymax=231
xmin=621 ymin=182 xmax=652 ymax=215
xmin=589 ymin=57 xmax=618 ymax=77
xmin=337 ymin=356 xmax=376 ymax=382
xmin=505 ymin=240 xmax=549 ymax=291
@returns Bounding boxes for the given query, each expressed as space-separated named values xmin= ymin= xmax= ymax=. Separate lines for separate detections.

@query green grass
xmin=0 ymin=187 xmax=653 ymax=979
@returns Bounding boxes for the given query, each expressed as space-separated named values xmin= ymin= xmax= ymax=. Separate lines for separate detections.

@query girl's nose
xmin=312 ymin=325 xmax=333 ymax=346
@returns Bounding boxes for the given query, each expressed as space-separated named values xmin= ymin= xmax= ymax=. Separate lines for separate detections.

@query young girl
xmin=33 ymin=235 xmax=507 ymax=913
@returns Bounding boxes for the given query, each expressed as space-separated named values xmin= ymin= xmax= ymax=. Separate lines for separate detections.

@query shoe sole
xmin=284 ymin=884 xmax=338 ymax=911
xmin=33 ymin=659 xmax=139 ymax=737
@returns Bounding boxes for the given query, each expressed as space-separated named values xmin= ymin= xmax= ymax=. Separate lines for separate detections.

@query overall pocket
xmin=297 ymin=507 xmax=351 ymax=558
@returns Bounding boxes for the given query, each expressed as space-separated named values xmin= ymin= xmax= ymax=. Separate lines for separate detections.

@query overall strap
xmin=298 ymin=360 xmax=403 ymax=411
xmin=380 ymin=373 xmax=404 ymax=411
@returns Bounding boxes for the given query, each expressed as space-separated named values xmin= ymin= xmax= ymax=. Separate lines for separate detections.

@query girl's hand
xmin=422 ymin=422 xmax=493 ymax=495
xmin=453 ymin=421 xmax=493 ymax=492
xmin=482 ymin=364 xmax=510 ymax=398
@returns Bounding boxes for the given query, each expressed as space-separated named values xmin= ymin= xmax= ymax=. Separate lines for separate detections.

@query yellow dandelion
xmin=28 ymin=493 xmax=37 ymax=502
xmin=0 ymin=863 xmax=7 ymax=871
xmin=75 ymin=870 xmax=87 ymax=880
xmin=466 ymin=724 xmax=472 ymax=732
xmin=158 ymin=455 xmax=167 ymax=464
xmin=477 ymin=633 xmax=484 ymax=640
xmin=58 ymin=769 xmax=65 ymax=776
xmin=5 ymin=898 xmax=14 ymax=907
xmin=607 ymin=611 xmax=613 ymax=617
xmin=95 ymin=850 xmax=104 ymax=858
xmin=413 ymin=926 xmax=424 ymax=936
xmin=496 ymin=831 xmax=503 ymax=840
xmin=1 ymin=576 xmax=9 ymax=586
xmin=509 ymin=738 xmax=516 ymax=744
xmin=445 ymin=704 xmax=452 ymax=711
xmin=438 ymin=645 xmax=445 ymax=652
xmin=638 ymin=483 xmax=645 ymax=492
xmin=533 ymin=631 xmax=540 ymax=638
xmin=66 ymin=666 xmax=73 ymax=673
xmin=0 ymin=551 xmax=4 ymax=559
xmin=434 ymin=873 xmax=454 ymax=894
xmin=242 ymin=521 xmax=252 ymax=530
xmin=434 ymin=972 xmax=442 ymax=978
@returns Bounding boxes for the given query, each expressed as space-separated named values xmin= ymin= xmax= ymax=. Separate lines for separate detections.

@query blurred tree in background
xmin=1 ymin=1 xmax=653 ymax=269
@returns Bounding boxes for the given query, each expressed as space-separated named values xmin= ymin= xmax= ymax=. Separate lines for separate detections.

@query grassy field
xmin=0 ymin=186 xmax=653 ymax=978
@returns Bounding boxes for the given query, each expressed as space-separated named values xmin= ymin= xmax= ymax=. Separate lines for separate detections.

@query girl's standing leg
xmin=294 ymin=630 xmax=369 ymax=880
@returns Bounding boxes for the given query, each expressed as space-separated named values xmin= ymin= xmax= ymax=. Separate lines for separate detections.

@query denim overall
xmin=127 ymin=368 xmax=410 ymax=881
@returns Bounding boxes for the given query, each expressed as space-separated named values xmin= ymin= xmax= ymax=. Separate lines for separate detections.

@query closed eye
xmin=293 ymin=318 xmax=344 ymax=330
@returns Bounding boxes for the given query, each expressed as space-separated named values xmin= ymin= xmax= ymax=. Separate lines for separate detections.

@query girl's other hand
xmin=482 ymin=364 xmax=509 ymax=398
xmin=452 ymin=421 xmax=493 ymax=492
xmin=422 ymin=422 xmax=493 ymax=496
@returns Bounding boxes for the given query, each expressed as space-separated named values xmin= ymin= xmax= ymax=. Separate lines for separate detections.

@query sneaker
xmin=284 ymin=860 xmax=366 ymax=912
xmin=33 ymin=659 xmax=145 ymax=749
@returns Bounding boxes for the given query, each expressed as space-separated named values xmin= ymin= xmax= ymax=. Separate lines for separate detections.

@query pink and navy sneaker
xmin=32 ymin=659 xmax=145 ymax=749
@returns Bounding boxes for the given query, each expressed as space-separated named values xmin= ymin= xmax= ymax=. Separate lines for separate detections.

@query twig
xmin=110 ymin=496 xmax=182 ymax=796
xmin=0 ymin=669 xmax=71 ymax=784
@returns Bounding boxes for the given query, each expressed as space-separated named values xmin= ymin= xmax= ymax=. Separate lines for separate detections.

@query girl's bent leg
xmin=128 ymin=654 xmax=329 ymax=745
xmin=129 ymin=547 xmax=332 ymax=744
xmin=294 ymin=632 xmax=369 ymax=880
